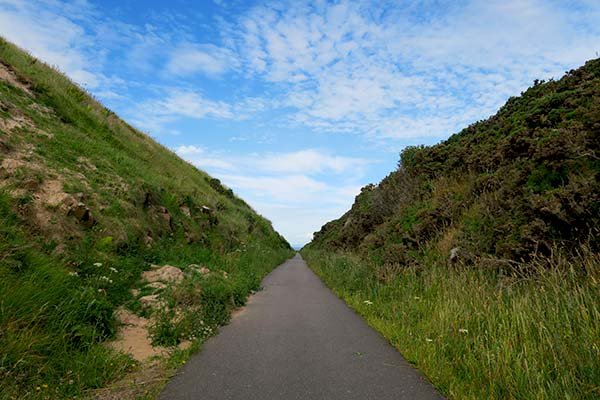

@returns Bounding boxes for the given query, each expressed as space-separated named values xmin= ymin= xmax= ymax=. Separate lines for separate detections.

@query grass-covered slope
xmin=303 ymin=59 xmax=600 ymax=398
xmin=0 ymin=38 xmax=292 ymax=398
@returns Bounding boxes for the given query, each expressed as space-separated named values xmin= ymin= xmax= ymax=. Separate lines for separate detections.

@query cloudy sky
xmin=1 ymin=0 xmax=599 ymax=247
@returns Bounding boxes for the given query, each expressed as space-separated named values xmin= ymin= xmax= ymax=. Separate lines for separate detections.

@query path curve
xmin=160 ymin=254 xmax=444 ymax=400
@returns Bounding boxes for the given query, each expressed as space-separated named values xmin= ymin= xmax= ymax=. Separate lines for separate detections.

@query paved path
xmin=160 ymin=254 xmax=443 ymax=400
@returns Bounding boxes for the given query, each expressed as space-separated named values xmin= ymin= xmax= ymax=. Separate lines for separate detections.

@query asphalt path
xmin=160 ymin=253 xmax=444 ymax=400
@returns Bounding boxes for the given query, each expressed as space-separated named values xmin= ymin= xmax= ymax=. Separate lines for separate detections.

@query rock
xmin=180 ymin=205 xmax=191 ymax=217
xmin=142 ymin=265 xmax=184 ymax=284
xmin=187 ymin=264 xmax=211 ymax=275
xmin=146 ymin=281 xmax=167 ymax=290
xmin=139 ymin=294 xmax=165 ymax=309
xmin=449 ymin=247 xmax=461 ymax=263
xmin=68 ymin=202 xmax=95 ymax=227
xmin=130 ymin=288 xmax=140 ymax=297
xmin=199 ymin=266 xmax=211 ymax=275
xmin=156 ymin=206 xmax=172 ymax=231
xmin=201 ymin=205 xmax=212 ymax=213
xmin=449 ymin=247 xmax=475 ymax=264
xmin=143 ymin=235 xmax=154 ymax=248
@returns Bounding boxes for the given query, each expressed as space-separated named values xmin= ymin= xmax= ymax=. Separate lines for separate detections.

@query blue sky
xmin=1 ymin=0 xmax=599 ymax=247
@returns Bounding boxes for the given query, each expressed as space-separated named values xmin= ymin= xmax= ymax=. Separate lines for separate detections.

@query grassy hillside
xmin=0 ymin=38 xmax=292 ymax=399
xmin=304 ymin=59 xmax=600 ymax=398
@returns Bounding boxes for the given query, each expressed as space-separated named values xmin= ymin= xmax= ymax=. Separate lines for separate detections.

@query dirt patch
xmin=77 ymin=156 xmax=97 ymax=171
xmin=0 ymin=156 xmax=28 ymax=173
xmin=108 ymin=308 xmax=168 ymax=363
xmin=0 ymin=62 xmax=32 ymax=95
xmin=36 ymin=179 xmax=71 ymax=207
xmin=0 ymin=111 xmax=35 ymax=133
xmin=28 ymin=102 xmax=53 ymax=115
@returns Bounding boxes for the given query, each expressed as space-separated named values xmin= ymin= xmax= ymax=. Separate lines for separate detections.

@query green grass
xmin=0 ymin=37 xmax=293 ymax=398
xmin=302 ymin=248 xmax=600 ymax=399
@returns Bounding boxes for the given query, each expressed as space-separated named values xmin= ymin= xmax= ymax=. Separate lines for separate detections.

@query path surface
xmin=160 ymin=254 xmax=443 ymax=400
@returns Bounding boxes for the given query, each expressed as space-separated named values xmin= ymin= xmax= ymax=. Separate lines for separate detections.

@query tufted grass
xmin=302 ymin=248 xmax=600 ymax=399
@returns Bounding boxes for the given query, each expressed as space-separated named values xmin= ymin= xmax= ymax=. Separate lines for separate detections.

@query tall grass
xmin=0 ymin=188 xmax=292 ymax=399
xmin=302 ymin=248 xmax=600 ymax=399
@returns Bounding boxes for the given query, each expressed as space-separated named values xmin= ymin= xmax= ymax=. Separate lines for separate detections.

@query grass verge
xmin=302 ymin=248 xmax=600 ymax=399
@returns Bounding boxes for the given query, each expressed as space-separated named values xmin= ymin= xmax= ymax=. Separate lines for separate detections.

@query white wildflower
xmin=458 ymin=328 xmax=468 ymax=334
xmin=425 ymin=338 xmax=433 ymax=342
xmin=363 ymin=300 xmax=373 ymax=305
xmin=93 ymin=262 xmax=103 ymax=267
xmin=68 ymin=271 xmax=78 ymax=277
xmin=109 ymin=267 xmax=119 ymax=273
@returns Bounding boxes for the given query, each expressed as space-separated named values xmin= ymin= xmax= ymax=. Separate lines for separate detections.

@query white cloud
xmin=254 ymin=149 xmax=372 ymax=175
xmin=130 ymin=89 xmax=235 ymax=133
xmin=229 ymin=0 xmax=600 ymax=140
xmin=0 ymin=0 xmax=101 ymax=87
xmin=175 ymin=145 xmax=235 ymax=170
xmin=166 ymin=43 xmax=236 ymax=77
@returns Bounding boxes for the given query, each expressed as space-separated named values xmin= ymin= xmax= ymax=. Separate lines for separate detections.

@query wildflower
xmin=458 ymin=328 xmax=468 ymax=334
xmin=68 ymin=271 xmax=78 ymax=277
xmin=363 ymin=300 xmax=373 ymax=305
xmin=93 ymin=262 xmax=103 ymax=267
xmin=42 ymin=384 xmax=48 ymax=389
xmin=109 ymin=267 xmax=119 ymax=273
xmin=425 ymin=338 xmax=433 ymax=342
xmin=413 ymin=296 xmax=421 ymax=300
xmin=36 ymin=387 xmax=41 ymax=391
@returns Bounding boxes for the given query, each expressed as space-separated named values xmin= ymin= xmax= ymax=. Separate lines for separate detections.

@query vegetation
xmin=304 ymin=58 xmax=600 ymax=398
xmin=0 ymin=38 xmax=292 ymax=399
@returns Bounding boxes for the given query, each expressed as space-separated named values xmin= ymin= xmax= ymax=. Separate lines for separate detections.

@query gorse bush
xmin=313 ymin=58 xmax=600 ymax=264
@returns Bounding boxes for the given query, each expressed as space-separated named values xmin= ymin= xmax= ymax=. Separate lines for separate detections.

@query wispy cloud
xmin=228 ymin=0 xmax=600 ymax=139
xmin=166 ymin=43 xmax=237 ymax=77
xmin=130 ymin=89 xmax=235 ymax=134
xmin=0 ymin=0 xmax=101 ymax=87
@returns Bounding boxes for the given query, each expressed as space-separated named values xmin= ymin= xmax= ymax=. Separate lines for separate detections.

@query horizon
xmin=2 ymin=0 xmax=599 ymax=246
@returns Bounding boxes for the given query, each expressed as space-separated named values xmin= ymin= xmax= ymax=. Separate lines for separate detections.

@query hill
xmin=303 ymin=59 xmax=600 ymax=398
xmin=0 ymin=38 xmax=292 ymax=399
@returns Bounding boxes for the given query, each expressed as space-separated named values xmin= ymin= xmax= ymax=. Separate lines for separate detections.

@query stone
xmin=142 ymin=265 xmax=184 ymax=284
xmin=449 ymin=247 xmax=461 ymax=263
xmin=188 ymin=264 xmax=210 ymax=275
xmin=180 ymin=205 xmax=191 ymax=217
xmin=146 ymin=281 xmax=167 ymax=290
xmin=68 ymin=202 xmax=95 ymax=227
xmin=139 ymin=294 xmax=165 ymax=309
